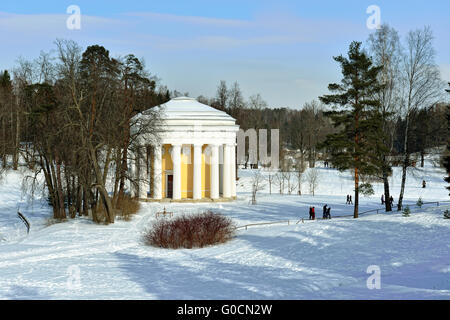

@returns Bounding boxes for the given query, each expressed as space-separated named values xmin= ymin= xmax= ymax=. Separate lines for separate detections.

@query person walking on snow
xmin=349 ymin=195 xmax=353 ymax=204
xmin=381 ymin=194 xmax=384 ymax=205
xmin=309 ymin=207 xmax=313 ymax=220
xmin=326 ymin=207 xmax=331 ymax=219
xmin=311 ymin=207 xmax=315 ymax=220
xmin=346 ymin=194 xmax=350 ymax=204
xmin=323 ymin=204 xmax=327 ymax=219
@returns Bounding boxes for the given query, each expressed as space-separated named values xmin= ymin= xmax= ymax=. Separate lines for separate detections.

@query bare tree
xmin=267 ymin=171 xmax=275 ymax=195
xmin=397 ymin=26 xmax=443 ymax=211
xmin=215 ymin=80 xmax=229 ymax=111
xmin=306 ymin=168 xmax=320 ymax=196
xmin=285 ymin=171 xmax=296 ymax=195
xmin=250 ymin=171 xmax=266 ymax=205
xmin=295 ymin=158 xmax=307 ymax=195
xmin=367 ymin=24 xmax=402 ymax=212
xmin=228 ymin=81 xmax=245 ymax=114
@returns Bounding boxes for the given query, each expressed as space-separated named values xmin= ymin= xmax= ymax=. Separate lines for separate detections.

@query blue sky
xmin=1 ymin=0 xmax=449 ymax=108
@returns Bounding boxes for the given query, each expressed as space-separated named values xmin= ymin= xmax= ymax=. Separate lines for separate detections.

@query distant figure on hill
xmin=381 ymin=194 xmax=384 ymax=205
xmin=346 ymin=195 xmax=350 ymax=204
xmin=323 ymin=204 xmax=328 ymax=219
xmin=326 ymin=207 xmax=331 ymax=219
xmin=422 ymin=180 xmax=426 ymax=188
xmin=309 ymin=206 xmax=315 ymax=220
xmin=389 ymin=196 xmax=394 ymax=207
xmin=349 ymin=195 xmax=353 ymax=204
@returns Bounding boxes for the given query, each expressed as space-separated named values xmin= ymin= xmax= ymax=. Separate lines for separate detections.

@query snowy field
xmin=0 ymin=159 xmax=449 ymax=299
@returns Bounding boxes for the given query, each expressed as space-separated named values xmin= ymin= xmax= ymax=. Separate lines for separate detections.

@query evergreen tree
xmin=319 ymin=41 xmax=386 ymax=218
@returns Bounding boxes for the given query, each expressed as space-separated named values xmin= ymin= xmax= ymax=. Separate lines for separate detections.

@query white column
xmin=210 ymin=145 xmax=219 ymax=200
xmin=171 ymin=144 xmax=182 ymax=200
xmin=223 ymin=144 xmax=232 ymax=198
xmin=230 ymin=143 xmax=237 ymax=198
xmin=138 ymin=146 xmax=148 ymax=199
xmin=153 ymin=145 xmax=162 ymax=199
xmin=193 ymin=144 xmax=202 ymax=200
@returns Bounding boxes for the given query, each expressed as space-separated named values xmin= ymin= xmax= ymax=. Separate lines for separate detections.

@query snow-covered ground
xmin=0 ymin=160 xmax=449 ymax=299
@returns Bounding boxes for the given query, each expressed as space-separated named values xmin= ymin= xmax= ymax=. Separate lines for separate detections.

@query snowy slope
xmin=0 ymin=160 xmax=449 ymax=299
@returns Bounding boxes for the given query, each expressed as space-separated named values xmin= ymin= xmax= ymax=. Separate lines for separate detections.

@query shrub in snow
xmin=444 ymin=210 xmax=450 ymax=219
xmin=115 ymin=195 xmax=141 ymax=221
xmin=144 ymin=211 xmax=236 ymax=249
xmin=402 ymin=205 xmax=411 ymax=217
xmin=416 ymin=197 xmax=424 ymax=208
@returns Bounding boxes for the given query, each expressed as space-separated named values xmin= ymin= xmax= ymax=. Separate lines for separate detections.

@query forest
xmin=0 ymin=24 xmax=449 ymax=222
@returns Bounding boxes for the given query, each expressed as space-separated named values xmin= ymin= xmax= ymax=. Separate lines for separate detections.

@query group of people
xmin=346 ymin=194 xmax=353 ymax=205
xmin=381 ymin=194 xmax=394 ymax=206
xmin=308 ymin=205 xmax=331 ymax=220
xmin=324 ymin=161 xmax=330 ymax=168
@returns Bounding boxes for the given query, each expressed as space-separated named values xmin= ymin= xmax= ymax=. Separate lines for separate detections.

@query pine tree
xmin=402 ymin=205 xmax=411 ymax=217
xmin=319 ymin=41 xmax=386 ymax=218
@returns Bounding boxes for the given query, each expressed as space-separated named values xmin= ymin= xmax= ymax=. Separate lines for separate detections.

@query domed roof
xmin=158 ymin=97 xmax=235 ymax=123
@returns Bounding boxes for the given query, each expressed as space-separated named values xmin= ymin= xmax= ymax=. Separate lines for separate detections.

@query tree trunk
xmin=89 ymin=145 xmax=114 ymax=223
xmin=55 ymin=156 xmax=66 ymax=219
xmin=382 ymin=168 xmax=392 ymax=212
xmin=13 ymin=109 xmax=20 ymax=170
xmin=398 ymin=114 xmax=410 ymax=211
xmin=354 ymin=167 xmax=359 ymax=219
xmin=398 ymin=154 xmax=408 ymax=211
xmin=420 ymin=151 xmax=425 ymax=167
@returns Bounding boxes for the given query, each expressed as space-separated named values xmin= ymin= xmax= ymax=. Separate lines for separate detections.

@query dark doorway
xmin=167 ymin=175 xmax=173 ymax=199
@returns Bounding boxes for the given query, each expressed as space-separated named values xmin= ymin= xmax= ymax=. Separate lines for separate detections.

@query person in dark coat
xmin=323 ymin=204 xmax=327 ymax=219
xmin=349 ymin=195 xmax=353 ymax=204
xmin=309 ymin=207 xmax=313 ymax=220
xmin=326 ymin=207 xmax=331 ymax=219
xmin=311 ymin=207 xmax=315 ymax=220
xmin=389 ymin=196 xmax=394 ymax=207
xmin=381 ymin=194 xmax=384 ymax=205
xmin=346 ymin=194 xmax=350 ymax=204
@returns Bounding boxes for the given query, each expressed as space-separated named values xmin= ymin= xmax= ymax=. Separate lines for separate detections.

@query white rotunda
xmin=131 ymin=97 xmax=239 ymax=201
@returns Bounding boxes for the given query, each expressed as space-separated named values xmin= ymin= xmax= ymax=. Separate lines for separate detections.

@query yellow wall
xmin=181 ymin=146 xmax=193 ymax=198
xmin=161 ymin=144 xmax=172 ymax=198
xmin=159 ymin=144 xmax=210 ymax=199
xmin=202 ymin=145 xmax=210 ymax=198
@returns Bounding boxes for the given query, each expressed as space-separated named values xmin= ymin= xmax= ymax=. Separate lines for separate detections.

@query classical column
xmin=210 ymin=144 xmax=219 ymax=199
xmin=230 ymin=143 xmax=237 ymax=198
xmin=193 ymin=144 xmax=202 ymax=200
xmin=223 ymin=144 xmax=232 ymax=198
xmin=171 ymin=144 xmax=182 ymax=200
xmin=153 ymin=145 xmax=162 ymax=200
xmin=138 ymin=146 xmax=149 ymax=199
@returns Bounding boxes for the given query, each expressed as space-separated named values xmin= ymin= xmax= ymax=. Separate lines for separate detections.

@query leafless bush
xmin=144 ymin=211 xmax=236 ymax=249
xmin=115 ymin=194 xmax=141 ymax=221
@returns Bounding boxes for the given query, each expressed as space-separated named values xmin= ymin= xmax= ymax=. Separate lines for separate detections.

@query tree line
xmin=1 ymin=25 xmax=448 ymax=222
xmin=0 ymin=40 xmax=168 ymax=223
xmin=194 ymin=24 xmax=448 ymax=218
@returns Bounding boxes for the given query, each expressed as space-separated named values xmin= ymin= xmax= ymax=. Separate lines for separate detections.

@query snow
xmin=0 ymin=158 xmax=449 ymax=299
